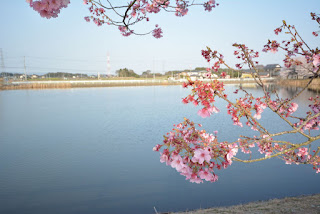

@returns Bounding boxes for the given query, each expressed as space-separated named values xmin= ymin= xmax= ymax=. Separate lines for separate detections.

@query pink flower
xmin=313 ymin=53 xmax=320 ymax=68
xmin=253 ymin=113 xmax=261 ymax=120
xmin=288 ymin=102 xmax=298 ymax=114
xmin=49 ymin=0 xmax=62 ymax=10
xmin=153 ymin=144 xmax=162 ymax=151
xmin=99 ymin=8 xmax=105 ymax=13
xmin=170 ymin=155 xmax=185 ymax=171
xmin=198 ymin=169 xmax=214 ymax=181
xmin=192 ymin=148 xmax=211 ymax=164
xmin=189 ymin=173 xmax=203 ymax=184
xmin=160 ymin=153 xmax=170 ymax=165
xmin=180 ymin=165 xmax=193 ymax=179
xmin=270 ymin=47 xmax=278 ymax=53
xmin=285 ymin=159 xmax=293 ymax=165
xmin=197 ymin=106 xmax=219 ymax=118
xmin=198 ymin=108 xmax=211 ymax=118
xmin=28 ymin=0 xmax=70 ymax=19
xmin=297 ymin=147 xmax=308 ymax=157
xmin=152 ymin=27 xmax=163 ymax=39
xmin=204 ymin=0 xmax=217 ymax=12
xmin=226 ymin=146 xmax=238 ymax=163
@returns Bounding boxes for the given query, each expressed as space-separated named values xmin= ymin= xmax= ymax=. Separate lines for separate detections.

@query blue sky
xmin=0 ymin=1 xmax=319 ymax=75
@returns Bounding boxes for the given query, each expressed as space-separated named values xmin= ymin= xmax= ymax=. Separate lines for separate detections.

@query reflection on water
xmin=0 ymin=85 xmax=319 ymax=214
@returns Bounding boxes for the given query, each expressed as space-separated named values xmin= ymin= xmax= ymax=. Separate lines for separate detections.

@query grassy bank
xmin=1 ymin=78 xmax=275 ymax=90
xmin=1 ymin=81 xmax=181 ymax=90
xmin=277 ymin=79 xmax=320 ymax=92
xmin=172 ymin=194 xmax=320 ymax=214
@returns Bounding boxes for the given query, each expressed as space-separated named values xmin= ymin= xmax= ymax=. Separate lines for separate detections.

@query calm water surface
xmin=0 ymin=85 xmax=319 ymax=214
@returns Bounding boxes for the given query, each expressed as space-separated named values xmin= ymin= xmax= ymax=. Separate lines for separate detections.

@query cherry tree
xmin=153 ymin=13 xmax=320 ymax=183
xmin=26 ymin=0 xmax=320 ymax=183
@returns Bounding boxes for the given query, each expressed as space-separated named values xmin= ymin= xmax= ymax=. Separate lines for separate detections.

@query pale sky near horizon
xmin=0 ymin=1 xmax=319 ymax=75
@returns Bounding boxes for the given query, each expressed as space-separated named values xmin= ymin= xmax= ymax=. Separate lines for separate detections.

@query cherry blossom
xmin=27 ymin=0 xmax=70 ymax=19
xmin=192 ymin=148 xmax=211 ymax=164
xmin=313 ymin=53 xmax=320 ymax=68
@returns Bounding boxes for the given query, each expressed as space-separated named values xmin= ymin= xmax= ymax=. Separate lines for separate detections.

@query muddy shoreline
xmin=173 ymin=194 xmax=320 ymax=214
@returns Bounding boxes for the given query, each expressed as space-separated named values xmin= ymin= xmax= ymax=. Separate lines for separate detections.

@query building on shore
xmin=240 ymin=64 xmax=281 ymax=78
xmin=280 ymin=57 xmax=314 ymax=79
xmin=263 ymin=64 xmax=282 ymax=77
xmin=177 ymin=70 xmax=218 ymax=80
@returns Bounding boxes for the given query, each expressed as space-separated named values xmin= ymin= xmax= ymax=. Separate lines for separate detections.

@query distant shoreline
xmin=0 ymin=78 xmax=276 ymax=90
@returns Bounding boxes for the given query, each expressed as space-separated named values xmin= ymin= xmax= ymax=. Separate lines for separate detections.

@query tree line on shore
xmin=0 ymin=67 xmax=242 ymax=80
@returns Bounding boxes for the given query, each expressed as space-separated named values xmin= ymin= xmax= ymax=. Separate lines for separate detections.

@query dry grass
xmin=173 ymin=194 xmax=320 ymax=214
xmin=1 ymin=78 xmax=273 ymax=90
xmin=2 ymin=83 xmax=72 ymax=90
xmin=278 ymin=79 xmax=320 ymax=92
xmin=1 ymin=81 xmax=183 ymax=90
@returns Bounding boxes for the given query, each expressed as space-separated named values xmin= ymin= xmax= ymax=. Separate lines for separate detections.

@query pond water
xmin=0 ymin=84 xmax=319 ymax=214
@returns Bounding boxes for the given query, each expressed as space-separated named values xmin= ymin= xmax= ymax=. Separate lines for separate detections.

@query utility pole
xmin=107 ymin=53 xmax=110 ymax=78
xmin=0 ymin=48 xmax=6 ymax=80
xmin=153 ymin=58 xmax=155 ymax=81
xmin=162 ymin=60 xmax=165 ymax=74
xmin=24 ymin=56 xmax=27 ymax=81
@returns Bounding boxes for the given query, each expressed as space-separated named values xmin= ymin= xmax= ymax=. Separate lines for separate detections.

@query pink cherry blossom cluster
xmin=226 ymin=94 xmax=270 ymax=129
xmin=118 ymin=26 xmax=134 ymax=37
xmin=255 ymin=138 xmax=320 ymax=173
xmin=262 ymin=17 xmax=320 ymax=75
xmin=268 ymin=99 xmax=299 ymax=118
xmin=311 ymin=12 xmax=320 ymax=36
xmin=175 ymin=1 xmax=189 ymax=17
xmin=256 ymin=135 xmax=274 ymax=157
xmin=284 ymin=147 xmax=320 ymax=173
xmin=311 ymin=12 xmax=320 ymax=23
xmin=262 ymin=40 xmax=280 ymax=54
xmin=238 ymin=138 xmax=255 ymax=154
xmin=28 ymin=0 xmax=220 ymax=38
xmin=152 ymin=26 xmax=163 ymax=39
xmin=153 ymin=118 xmax=238 ymax=183
xmin=83 ymin=2 xmax=107 ymax=27
xmin=201 ymin=48 xmax=224 ymax=71
xmin=81 ymin=0 xmax=218 ymax=38
xmin=181 ymin=78 xmax=300 ymax=131
xmin=295 ymin=96 xmax=320 ymax=131
xmin=313 ymin=53 xmax=320 ymax=73
xmin=181 ymin=79 xmax=225 ymax=119
xmin=235 ymin=135 xmax=320 ymax=173
xmin=204 ymin=0 xmax=218 ymax=12
xmin=155 ymin=12 xmax=320 ymax=183
xmin=26 ymin=0 xmax=70 ymax=19
xmin=233 ymin=43 xmax=259 ymax=69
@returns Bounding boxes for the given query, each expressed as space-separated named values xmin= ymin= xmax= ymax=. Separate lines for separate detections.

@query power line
xmin=4 ymin=66 xmax=107 ymax=73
